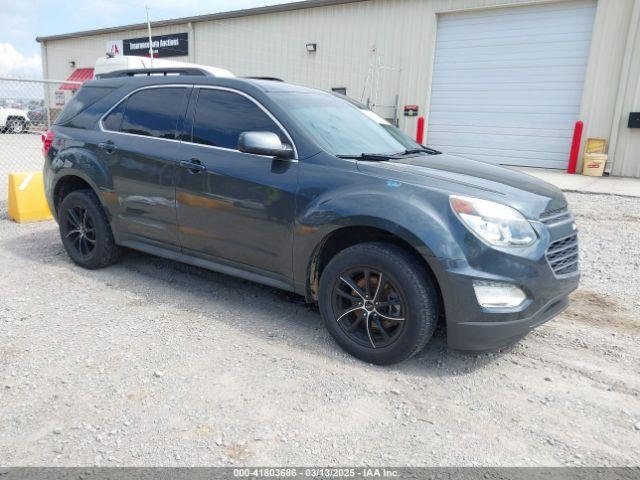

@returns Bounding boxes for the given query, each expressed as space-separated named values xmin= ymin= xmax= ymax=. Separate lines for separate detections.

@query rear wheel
xmin=318 ymin=242 xmax=439 ymax=365
xmin=58 ymin=189 xmax=120 ymax=269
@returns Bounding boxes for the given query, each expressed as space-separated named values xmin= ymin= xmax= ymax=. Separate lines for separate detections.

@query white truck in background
xmin=0 ymin=107 xmax=29 ymax=134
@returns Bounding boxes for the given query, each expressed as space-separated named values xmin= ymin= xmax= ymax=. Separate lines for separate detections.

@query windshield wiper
xmin=336 ymin=147 xmax=441 ymax=161
xmin=403 ymin=147 xmax=441 ymax=155
xmin=336 ymin=153 xmax=394 ymax=161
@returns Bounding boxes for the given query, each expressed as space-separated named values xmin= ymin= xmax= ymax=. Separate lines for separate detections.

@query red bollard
xmin=416 ymin=116 xmax=426 ymax=144
xmin=567 ymin=121 xmax=584 ymax=174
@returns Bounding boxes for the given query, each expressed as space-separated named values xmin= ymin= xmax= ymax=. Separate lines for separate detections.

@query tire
xmin=58 ymin=189 xmax=120 ymax=269
xmin=7 ymin=118 xmax=26 ymax=134
xmin=318 ymin=242 xmax=439 ymax=365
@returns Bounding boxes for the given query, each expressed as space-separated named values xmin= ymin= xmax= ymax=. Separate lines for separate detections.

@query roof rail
xmin=96 ymin=67 xmax=214 ymax=79
xmin=244 ymin=76 xmax=284 ymax=82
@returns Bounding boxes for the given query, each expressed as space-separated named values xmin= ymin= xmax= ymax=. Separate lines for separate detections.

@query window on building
xmin=191 ymin=89 xmax=285 ymax=149
xmin=331 ymin=87 xmax=347 ymax=96
xmin=118 ymin=88 xmax=187 ymax=139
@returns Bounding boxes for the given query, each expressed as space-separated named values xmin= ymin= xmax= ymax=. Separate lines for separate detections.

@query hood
xmin=356 ymin=153 xmax=567 ymax=219
xmin=1 ymin=107 xmax=27 ymax=115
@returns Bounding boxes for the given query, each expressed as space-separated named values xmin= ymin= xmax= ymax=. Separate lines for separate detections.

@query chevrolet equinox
xmin=43 ymin=68 xmax=580 ymax=364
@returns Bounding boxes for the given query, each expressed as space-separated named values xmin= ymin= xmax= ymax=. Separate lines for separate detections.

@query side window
xmin=119 ymin=88 xmax=187 ymax=139
xmin=191 ymin=89 xmax=285 ymax=149
xmin=55 ymin=86 xmax=116 ymax=125
xmin=102 ymin=99 xmax=126 ymax=132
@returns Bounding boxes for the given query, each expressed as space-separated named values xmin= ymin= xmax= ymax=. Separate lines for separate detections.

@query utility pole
xmin=146 ymin=5 xmax=154 ymax=67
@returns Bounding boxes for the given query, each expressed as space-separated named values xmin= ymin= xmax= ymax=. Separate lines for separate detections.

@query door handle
xmin=180 ymin=159 xmax=206 ymax=173
xmin=98 ymin=141 xmax=116 ymax=154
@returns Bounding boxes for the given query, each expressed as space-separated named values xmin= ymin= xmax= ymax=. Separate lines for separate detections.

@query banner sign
xmin=121 ymin=33 xmax=188 ymax=58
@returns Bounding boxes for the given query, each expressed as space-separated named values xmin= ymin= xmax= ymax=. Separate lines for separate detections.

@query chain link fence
xmin=0 ymin=77 xmax=81 ymax=199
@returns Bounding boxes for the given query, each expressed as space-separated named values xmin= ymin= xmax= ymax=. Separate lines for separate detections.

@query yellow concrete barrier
xmin=7 ymin=172 xmax=53 ymax=223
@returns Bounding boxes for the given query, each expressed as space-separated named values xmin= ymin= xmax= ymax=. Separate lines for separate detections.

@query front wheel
xmin=318 ymin=242 xmax=439 ymax=365
xmin=7 ymin=118 xmax=26 ymax=134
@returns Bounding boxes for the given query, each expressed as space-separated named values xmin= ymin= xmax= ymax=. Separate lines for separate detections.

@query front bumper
xmin=429 ymin=216 xmax=580 ymax=351
xmin=445 ymin=280 xmax=575 ymax=351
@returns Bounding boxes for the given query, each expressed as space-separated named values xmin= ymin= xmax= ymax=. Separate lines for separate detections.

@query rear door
xmin=175 ymin=87 xmax=298 ymax=285
xmin=100 ymin=85 xmax=190 ymax=249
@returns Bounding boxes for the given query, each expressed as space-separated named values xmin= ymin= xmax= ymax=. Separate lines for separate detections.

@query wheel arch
xmin=52 ymin=173 xmax=108 ymax=220
xmin=48 ymin=142 xmax=115 ymax=221
xmin=305 ymin=221 xmax=445 ymax=322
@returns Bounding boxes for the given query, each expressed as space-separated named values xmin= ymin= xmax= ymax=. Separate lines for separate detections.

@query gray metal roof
xmin=36 ymin=0 xmax=368 ymax=42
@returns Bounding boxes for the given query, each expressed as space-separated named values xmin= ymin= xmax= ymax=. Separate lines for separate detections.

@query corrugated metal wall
xmin=193 ymin=0 xmax=430 ymax=127
xmin=191 ymin=0 xmax=568 ymax=132
xmin=609 ymin=0 xmax=640 ymax=178
xmin=577 ymin=0 xmax=638 ymax=177
xmin=40 ymin=0 xmax=640 ymax=177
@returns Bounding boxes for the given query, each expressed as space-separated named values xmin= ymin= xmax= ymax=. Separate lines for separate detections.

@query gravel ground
xmin=0 ymin=192 xmax=639 ymax=467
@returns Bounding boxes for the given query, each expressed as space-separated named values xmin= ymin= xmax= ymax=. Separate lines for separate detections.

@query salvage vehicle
xmin=0 ymin=106 xmax=29 ymax=133
xmin=43 ymin=68 xmax=580 ymax=364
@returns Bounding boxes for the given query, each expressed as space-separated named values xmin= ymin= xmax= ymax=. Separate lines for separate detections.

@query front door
xmin=176 ymin=87 xmax=298 ymax=285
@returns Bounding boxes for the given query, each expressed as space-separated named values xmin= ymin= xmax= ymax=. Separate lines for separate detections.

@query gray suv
xmin=43 ymin=69 xmax=580 ymax=364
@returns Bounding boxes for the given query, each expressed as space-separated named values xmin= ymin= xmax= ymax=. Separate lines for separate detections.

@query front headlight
xmin=450 ymin=195 xmax=536 ymax=247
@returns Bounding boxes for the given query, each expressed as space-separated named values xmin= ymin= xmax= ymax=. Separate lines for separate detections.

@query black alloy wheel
xmin=64 ymin=205 xmax=97 ymax=258
xmin=58 ymin=189 xmax=120 ymax=269
xmin=318 ymin=242 xmax=439 ymax=365
xmin=331 ymin=268 xmax=407 ymax=349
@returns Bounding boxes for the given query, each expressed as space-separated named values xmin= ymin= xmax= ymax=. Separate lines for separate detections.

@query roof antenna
xmin=146 ymin=5 xmax=154 ymax=67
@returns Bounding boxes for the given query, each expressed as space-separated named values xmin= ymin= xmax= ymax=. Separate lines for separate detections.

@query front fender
xmin=292 ymin=183 xmax=466 ymax=295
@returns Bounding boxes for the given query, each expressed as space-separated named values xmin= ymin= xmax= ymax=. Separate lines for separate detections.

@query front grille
xmin=540 ymin=207 xmax=572 ymax=225
xmin=546 ymin=234 xmax=579 ymax=276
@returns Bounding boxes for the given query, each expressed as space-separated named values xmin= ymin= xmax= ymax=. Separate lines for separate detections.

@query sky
xmin=0 ymin=0 xmax=297 ymax=78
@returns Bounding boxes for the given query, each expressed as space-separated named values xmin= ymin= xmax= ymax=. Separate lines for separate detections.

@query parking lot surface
xmin=0 ymin=192 xmax=639 ymax=466
xmin=0 ymin=134 xmax=45 ymax=197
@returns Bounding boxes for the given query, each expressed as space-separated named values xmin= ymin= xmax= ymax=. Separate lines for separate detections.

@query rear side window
xmin=191 ymin=89 xmax=285 ymax=149
xmin=55 ymin=86 xmax=115 ymax=125
xmin=102 ymin=100 xmax=126 ymax=132
xmin=106 ymin=87 xmax=187 ymax=139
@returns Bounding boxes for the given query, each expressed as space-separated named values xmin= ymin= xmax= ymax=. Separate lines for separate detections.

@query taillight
xmin=42 ymin=130 xmax=55 ymax=157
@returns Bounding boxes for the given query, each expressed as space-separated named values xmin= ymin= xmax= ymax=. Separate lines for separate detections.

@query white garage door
xmin=427 ymin=0 xmax=597 ymax=169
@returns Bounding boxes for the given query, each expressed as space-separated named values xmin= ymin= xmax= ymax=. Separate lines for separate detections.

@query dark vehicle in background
xmin=28 ymin=107 xmax=45 ymax=125
xmin=42 ymin=69 xmax=580 ymax=364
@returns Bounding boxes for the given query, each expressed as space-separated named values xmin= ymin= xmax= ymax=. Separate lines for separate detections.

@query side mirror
xmin=238 ymin=131 xmax=294 ymax=159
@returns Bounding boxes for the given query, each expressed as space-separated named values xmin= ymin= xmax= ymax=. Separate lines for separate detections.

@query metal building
xmin=36 ymin=0 xmax=640 ymax=177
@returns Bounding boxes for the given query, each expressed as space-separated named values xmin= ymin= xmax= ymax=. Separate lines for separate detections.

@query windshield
xmin=275 ymin=92 xmax=422 ymax=156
